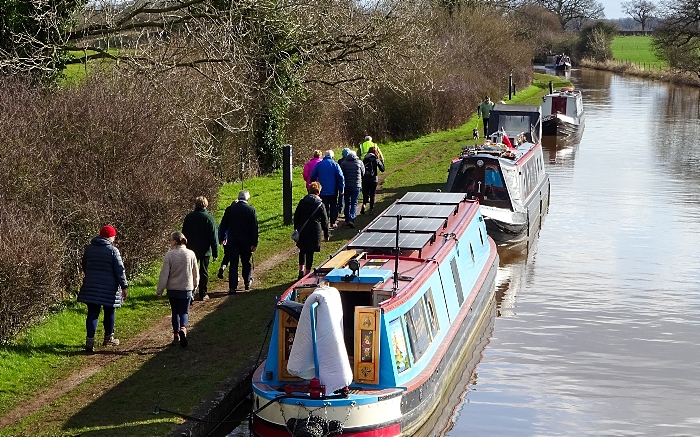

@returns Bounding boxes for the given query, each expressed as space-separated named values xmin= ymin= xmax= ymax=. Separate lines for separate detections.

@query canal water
xmin=436 ymin=69 xmax=700 ymax=436
xmin=222 ymin=69 xmax=700 ymax=436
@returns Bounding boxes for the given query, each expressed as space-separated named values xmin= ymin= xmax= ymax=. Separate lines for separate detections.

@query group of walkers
xmin=294 ymin=136 xmax=385 ymax=279
xmin=77 ymin=192 xmax=259 ymax=351
xmin=76 ymin=136 xmax=383 ymax=352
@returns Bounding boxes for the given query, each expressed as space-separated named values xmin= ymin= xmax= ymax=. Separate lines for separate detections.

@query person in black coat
xmin=294 ymin=181 xmax=329 ymax=279
xmin=77 ymin=225 xmax=128 ymax=352
xmin=361 ymin=146 xmax=385 ymax=214
xmin=182 ymin=196 xmax=218 ymax=301
xmin=218 ymin=190 xmax=259 ymax=293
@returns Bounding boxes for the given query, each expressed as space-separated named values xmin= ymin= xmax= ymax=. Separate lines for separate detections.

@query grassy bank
xmin=0 ymin=73 xmax=570 ymax=437
xmin=611 ymin=35 xmax=667 ymax=69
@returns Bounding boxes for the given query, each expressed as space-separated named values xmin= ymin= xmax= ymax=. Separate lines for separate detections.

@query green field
xmin=611 ymin=35 xmax=667 ymax=69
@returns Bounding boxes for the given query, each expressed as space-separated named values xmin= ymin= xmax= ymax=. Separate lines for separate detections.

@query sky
xmin=602 ymin=0 xmax=625 ymax=19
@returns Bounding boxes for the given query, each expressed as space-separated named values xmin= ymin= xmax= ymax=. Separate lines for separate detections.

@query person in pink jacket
xmin=302 ymin=150 xmax=322 ymax=189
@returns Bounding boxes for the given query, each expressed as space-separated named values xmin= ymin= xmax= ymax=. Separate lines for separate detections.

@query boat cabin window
xmin=494 ymin=114 xmax=530 ymax=139
xmin=450 ymin=257 xmax=465 ymax=307
xmin=423 ymin=290 xmax=440 ymax=340
xmin=404 ymin=298 xmax=431 ymax=362
xmin=389 ymin=317 xmax=411 ymax=373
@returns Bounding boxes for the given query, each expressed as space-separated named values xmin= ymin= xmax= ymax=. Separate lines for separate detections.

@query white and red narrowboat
xmin=251 ymin=191 xmax=498 ymax=437
xmin=445 ymin=104 xmax=550 ymax=244
xmin=541 ymin=87 xmax=585 ymax=145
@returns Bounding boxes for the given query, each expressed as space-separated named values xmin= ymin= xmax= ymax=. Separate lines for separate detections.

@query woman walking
xmin=157 ymin=231 xmax=199 ymax=347
xmin=294 ymin=181 xmax=330 ymax=280
xmin=361 ymin=146 xmax=385 ymax=214
xmin=78 ymin=225 xmax=128 ymax=353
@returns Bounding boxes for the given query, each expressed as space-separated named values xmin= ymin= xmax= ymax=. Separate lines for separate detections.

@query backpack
xmin=364 ymin=157 xmax=376 ymax=178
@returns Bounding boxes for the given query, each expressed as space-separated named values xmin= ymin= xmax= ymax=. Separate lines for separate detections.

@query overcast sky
xmin=602 ymin=0 xmax=625 ymax=19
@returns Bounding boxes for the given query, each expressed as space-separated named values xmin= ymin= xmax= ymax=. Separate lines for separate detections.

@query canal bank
xmin=0 ymin=73 xmax=569 ymax=437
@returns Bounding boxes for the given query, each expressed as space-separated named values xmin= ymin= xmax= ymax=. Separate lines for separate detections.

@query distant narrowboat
xmin=445 ymin=104 xmax=550 ymax=244
xmin=541 ymin=87 xmax=585 ymax=145
xmin=251 ymin=192 xmax=498 ymax=436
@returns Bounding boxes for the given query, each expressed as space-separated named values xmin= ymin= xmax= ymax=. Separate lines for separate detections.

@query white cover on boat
xmin=286 ymin=285 xmax=353 ymax=392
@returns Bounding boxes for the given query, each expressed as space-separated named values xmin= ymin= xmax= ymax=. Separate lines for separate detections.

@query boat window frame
xmin=422 ymin=289 xmax=440 ymax=340
xmin=388 ymin=316 xmax=412 ymax=374
xmin=450 ymin=257 xmax=465 ymax=307
xmin=404 ymin=297 xmax=432 ymax=363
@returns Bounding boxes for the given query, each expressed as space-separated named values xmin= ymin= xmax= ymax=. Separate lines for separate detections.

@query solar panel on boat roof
xmin=399 ymin=192 xmax=466 ymax=204
xmin=348 ymin=232 xmax=434 ymax=251
xmin=367 ymin=217 xmax=445 ymax=233
xmin=383 ymin=203 xmax=457 ymax=219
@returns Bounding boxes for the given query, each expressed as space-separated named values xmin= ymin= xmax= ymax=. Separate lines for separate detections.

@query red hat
xmin=99 ymin=225 xmax=117 ymax=238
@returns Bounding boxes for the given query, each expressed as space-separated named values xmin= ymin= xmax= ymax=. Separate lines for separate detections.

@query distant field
xmin=611 ymin=35 xmax=667 ymax=69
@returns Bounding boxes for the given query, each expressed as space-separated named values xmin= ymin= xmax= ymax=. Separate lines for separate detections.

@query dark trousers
xmin=362 ymin=180 xmax=378 ymax=210
xmin=321 ymin=194 xmax=338 ymax=225
xmin=299 ymin=251 xmax=315 ymax=271
xmin=220 ymin=245 xmax=230 ymax=268
xmin=482 ymin=117 xmax=490 ymax=137
xmin=86 ymin=304 xmax=115 ymax=338
xmin=228 ymin=244 xmax=252 ymax=290
xmin=195 ymin=254 xmax=210 ymax=298
xmin=168 ymin=295 xmax=190 ymax=333
xmin=337 ymin=191 xmax=344 ymax=217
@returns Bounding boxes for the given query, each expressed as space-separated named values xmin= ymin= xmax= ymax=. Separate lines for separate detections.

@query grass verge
xmin=0 ymin=72 xmax=569 ymax=437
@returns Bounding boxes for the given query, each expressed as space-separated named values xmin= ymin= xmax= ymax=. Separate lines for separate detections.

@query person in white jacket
xmin=157 ymin=231 xmax=200 ymax=347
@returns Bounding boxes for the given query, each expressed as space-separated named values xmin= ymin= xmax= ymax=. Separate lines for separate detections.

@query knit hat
xmin=99 ymin=225 xmax=117 ymax=238
xmin=342 ymin=148 xmax=351 ymax=158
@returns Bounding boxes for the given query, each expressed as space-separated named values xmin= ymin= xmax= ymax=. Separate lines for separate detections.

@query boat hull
xmin=542 ymin=114 xmax=585 ymax=145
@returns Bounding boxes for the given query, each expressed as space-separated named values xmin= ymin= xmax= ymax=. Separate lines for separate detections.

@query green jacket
xmin=358 ymin=140 xmax=374 ymax=158
xmin=478 ymin=100 xmax=494 ymax=118
xmin=182 ymin=207 xmax=219 ymax=258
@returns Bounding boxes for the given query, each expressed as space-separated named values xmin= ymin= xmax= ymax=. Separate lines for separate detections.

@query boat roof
xmin=282 ymin=192 xmax=482 ymax=305
xmin=491 ymin=103 xmax=541 ymax=115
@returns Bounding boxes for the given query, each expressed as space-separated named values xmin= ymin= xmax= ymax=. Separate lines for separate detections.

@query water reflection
xmin=443 ymin=68 xmax=700 ymax=436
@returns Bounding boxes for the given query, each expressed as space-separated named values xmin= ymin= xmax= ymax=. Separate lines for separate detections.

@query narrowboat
xmin=545 ymin=53 xmax=572 ymax=70
xmin=251 ymin=192 xmax=499 ymax=437
xmin=445 ymin=104 xmax=550 ymax=244
xmin=541 ymin=87 xmax=585 ymax=145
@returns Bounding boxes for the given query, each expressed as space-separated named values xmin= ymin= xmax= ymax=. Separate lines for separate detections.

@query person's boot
xmin=360 ymin=205 xmax=365 ymax=215
xmin=298 ymin=270 xmax=305 ymax=280
xmin=102 ymin=333 xmax=120 ymax=347
xmin=178 ymin=327 xmax=188 ymax=347
xmin=172 ymin=333 xmax=180 ymax=346
xmin=217 ymin=265 xmax=226 ymax=279
xmin=85 ymin=336 xmax=95 ymax=353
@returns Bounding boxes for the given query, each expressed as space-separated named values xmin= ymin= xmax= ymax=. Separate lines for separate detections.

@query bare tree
xmin=528 ymin=0 xmax=605 ymax=29
xmin=654 ymin=0 xmax=700 ymax=74
xmin=621 ymin=0 xmax=657 ymax=31
xmin=1 ymin=0 xmax=434 ymax=171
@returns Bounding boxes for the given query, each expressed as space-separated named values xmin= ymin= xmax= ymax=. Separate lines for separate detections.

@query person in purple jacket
xmin=309 ymin=150 xmax=345 ymax=228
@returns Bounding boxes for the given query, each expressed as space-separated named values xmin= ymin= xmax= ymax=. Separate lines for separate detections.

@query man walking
xmin=339 ymin=149 xmax=364 ymax=228
xmin=182 ymin=196 xmax=218 ymax=301
xmin=219 ymin=190 xmax=259 ymax=293
xmin=310 ymin=150 xmax=345 ymax=228
xmin=477 ymin=96 xmax=495 ymax=139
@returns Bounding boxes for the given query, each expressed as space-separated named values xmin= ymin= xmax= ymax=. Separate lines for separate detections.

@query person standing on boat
xmin=339 ymin=149 xmax=364 ymax=228
xmin=294 ymin=181 xmax=330 ymax=280
xmin=310 ymin=150 xmax=345 ymax=228
xmin=156 ymin=231 xmax=199 ymax=347
xmin=182 ymin=196 xmax=218 ymax=302
xmin=219 ymin=190 xmax=259 ymax=293
xmin=361 ymin=146 xmax=385 ymax=215
xmin=477 ymin=96 xmax=495 ymax=138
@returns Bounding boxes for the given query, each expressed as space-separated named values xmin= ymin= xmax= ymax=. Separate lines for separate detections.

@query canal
xmin=436 ymin=68 xmax=700 ymax=436
xmin=222 ymin=68 xmax=700 ymax=436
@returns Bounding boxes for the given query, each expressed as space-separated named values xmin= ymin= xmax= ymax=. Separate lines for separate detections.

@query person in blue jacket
xmin=77 ymin=225 xmax=128 ymax=353
xmin=309 ymin=150 xmax=345 ymax=228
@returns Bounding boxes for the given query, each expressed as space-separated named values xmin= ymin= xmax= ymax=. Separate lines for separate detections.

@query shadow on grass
xmin=60 ymin=282 xmax=287 ymax=437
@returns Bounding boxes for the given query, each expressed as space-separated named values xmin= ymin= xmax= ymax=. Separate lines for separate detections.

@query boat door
xmin=449 ymin=157 xmax=512 ymax=209
xmin=551 ymin=96 xmax=567 ymax=115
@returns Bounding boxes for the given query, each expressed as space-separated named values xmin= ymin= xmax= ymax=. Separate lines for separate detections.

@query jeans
xmin=195 ymin=254 xmax=210 ymax=298
xmin=321 ymin=195 xmax=338 ymax=225
xmin=86 ymin=303 xmax=115 ymax=338
xmin=344 ymin=187 xmax=361 ymax=223
xmin=228 ymin=244 xmax=252 ymax=290
xmin=482 ymin=117 xmax=490 ymax=138
xmin=168 ymin=295 xmax=190 ymax=333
